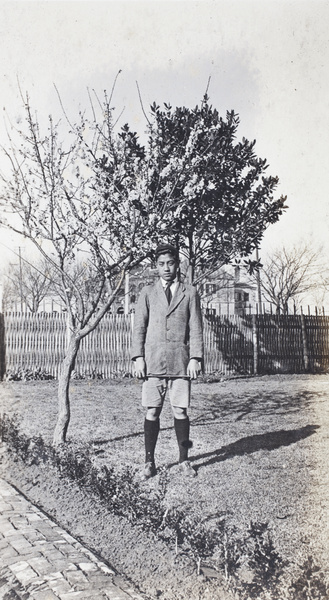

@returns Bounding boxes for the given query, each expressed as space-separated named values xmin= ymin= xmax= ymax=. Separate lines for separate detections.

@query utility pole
xmin=18 ymin=246 xmax=24 ymax=313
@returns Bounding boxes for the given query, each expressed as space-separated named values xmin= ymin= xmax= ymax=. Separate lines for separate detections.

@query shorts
xmin=142 ymin=377 xmax=191 ymax=408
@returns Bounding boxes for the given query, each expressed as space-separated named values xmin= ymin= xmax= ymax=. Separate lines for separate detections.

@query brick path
xmin=0 ymin=478 xmax=146 ymax=600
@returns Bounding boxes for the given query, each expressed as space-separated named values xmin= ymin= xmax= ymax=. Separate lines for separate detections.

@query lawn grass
xmin=1 ymin=373 xmax=329 ymax=597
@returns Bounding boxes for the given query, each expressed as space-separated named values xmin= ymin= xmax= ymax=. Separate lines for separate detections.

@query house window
xmin=205 ymin=283 xmax=216 ymax=294
xmin=244 ymin=293 xmax=249 ymax=302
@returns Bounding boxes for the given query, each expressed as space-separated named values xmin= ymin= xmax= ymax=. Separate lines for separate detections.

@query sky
xmin=0 ymin=0 xmax=328 ymax=273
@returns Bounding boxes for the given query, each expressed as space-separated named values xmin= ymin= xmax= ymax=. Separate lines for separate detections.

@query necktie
xmin=165 ymin=283 xmax=172 ymax=305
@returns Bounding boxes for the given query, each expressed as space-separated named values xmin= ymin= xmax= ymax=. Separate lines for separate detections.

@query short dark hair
xmin=155 ymin=243 xmax=179 ymax=262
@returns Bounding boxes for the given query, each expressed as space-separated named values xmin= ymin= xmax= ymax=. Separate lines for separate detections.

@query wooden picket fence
xmin=1 ymin=312 xmax=133 ymax=380
xmin=1 ymin=311 xmax=329 ymax=380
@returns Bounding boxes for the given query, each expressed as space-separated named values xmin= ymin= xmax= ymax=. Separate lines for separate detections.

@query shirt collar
xmin=161 ymin=277 xmax=178 ymax=288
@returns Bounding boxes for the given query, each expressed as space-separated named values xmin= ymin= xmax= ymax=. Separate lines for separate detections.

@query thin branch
xmin=112 ymin=106 xmax=126 ymax=129
xmin=136 ymin=81 xmax=151 ymax=125
xmin=205 ymin=76 xmax=211 ymax=97
xmin=108 ymin=69 xmax=122 ymax=107
xmin=87 ymin=87 xmax=97 ymax=122
xmin=79 ymin=263 xmax=127 ymax=334
xmin=54 ymin=83 xmax=74 ymax=129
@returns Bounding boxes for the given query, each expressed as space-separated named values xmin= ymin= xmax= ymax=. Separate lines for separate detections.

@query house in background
xmin=1 ymin=261 xmax=256 ymax=316
xmin=124 ymin=263 xmax=256 ymax=316
xmin=199 ymin=265 xmax=256 ymax=316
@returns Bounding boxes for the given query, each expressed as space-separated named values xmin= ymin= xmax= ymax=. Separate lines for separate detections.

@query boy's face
xmin=157 ymin=253 xmax=178 ymax=282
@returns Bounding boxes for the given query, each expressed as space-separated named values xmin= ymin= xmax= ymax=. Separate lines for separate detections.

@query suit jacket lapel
xmin=155 ymin=279 xmax=169 ymax=310
xmin=167 ymin=282 xmax=186 ymax=314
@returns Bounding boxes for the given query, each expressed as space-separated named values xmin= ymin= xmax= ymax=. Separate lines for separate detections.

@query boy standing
xmin=131 ymin=243 xmax=203 ymax=479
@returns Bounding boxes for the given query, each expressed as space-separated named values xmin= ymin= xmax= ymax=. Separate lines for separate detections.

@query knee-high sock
xmin=144 ymin=418 xmax=160 ymax=464
xmin=174 ymin=417 xmax=190 ymax=463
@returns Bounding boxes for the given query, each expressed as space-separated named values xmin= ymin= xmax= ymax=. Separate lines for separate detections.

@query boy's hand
xmin=187 ymin=359 xmax=201 ymax=379
xmin=134 ymin=357 xmax=146 ymax=379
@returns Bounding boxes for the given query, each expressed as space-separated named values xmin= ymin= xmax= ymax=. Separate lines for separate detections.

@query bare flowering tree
xmin=0 ymin=85 xmax=286 ymax=443
xmin=0 ymin=89 xmax=167 ymax=444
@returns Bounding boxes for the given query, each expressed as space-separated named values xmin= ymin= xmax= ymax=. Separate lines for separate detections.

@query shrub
xmin=288 ymin=556 xmax=329 ymax=600
xmin=238 ymin=521 xmax=286 ymax=599
xmin=5 ymin=367 xmax=54 ymax=381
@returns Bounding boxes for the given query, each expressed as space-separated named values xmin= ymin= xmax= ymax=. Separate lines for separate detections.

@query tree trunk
xmin=187 ymin=263 xmax=194 ymax=285
xmin=53 ymin=333 xmax=81 ymax=445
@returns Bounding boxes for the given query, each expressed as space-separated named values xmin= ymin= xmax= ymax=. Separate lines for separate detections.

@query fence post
xmin=124 ymin=272 xmax=130 ymax=315
xmin=0 ymin=313 xmax=5 ymax=380
xmin=300 ymin=311 xmax=309 ymax=372
xmin=252 ymin=314 xmax=258 ymax=375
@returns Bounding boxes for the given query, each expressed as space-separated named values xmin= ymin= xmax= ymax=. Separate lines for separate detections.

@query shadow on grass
xmin=91 ymin=392 xmax=320 ymax=449
xmin=190 ymin=390 xmax=321 ymax=426
xmin=188 ymin=424 xmax=320 ymax=471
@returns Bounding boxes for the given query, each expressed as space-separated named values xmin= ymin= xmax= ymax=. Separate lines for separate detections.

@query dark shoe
xmin=142 ymin=462 xmax=157 ymax=480
xmin=178 ymin=460 xmax=196 ymax=477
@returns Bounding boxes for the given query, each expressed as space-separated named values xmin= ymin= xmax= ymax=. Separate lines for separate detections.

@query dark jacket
xmin=131 ymin=279 xmax=203 ymax=377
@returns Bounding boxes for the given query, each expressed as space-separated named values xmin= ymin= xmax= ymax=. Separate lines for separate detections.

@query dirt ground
xmin=1 ymin=373 xmax=329 ymax=599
